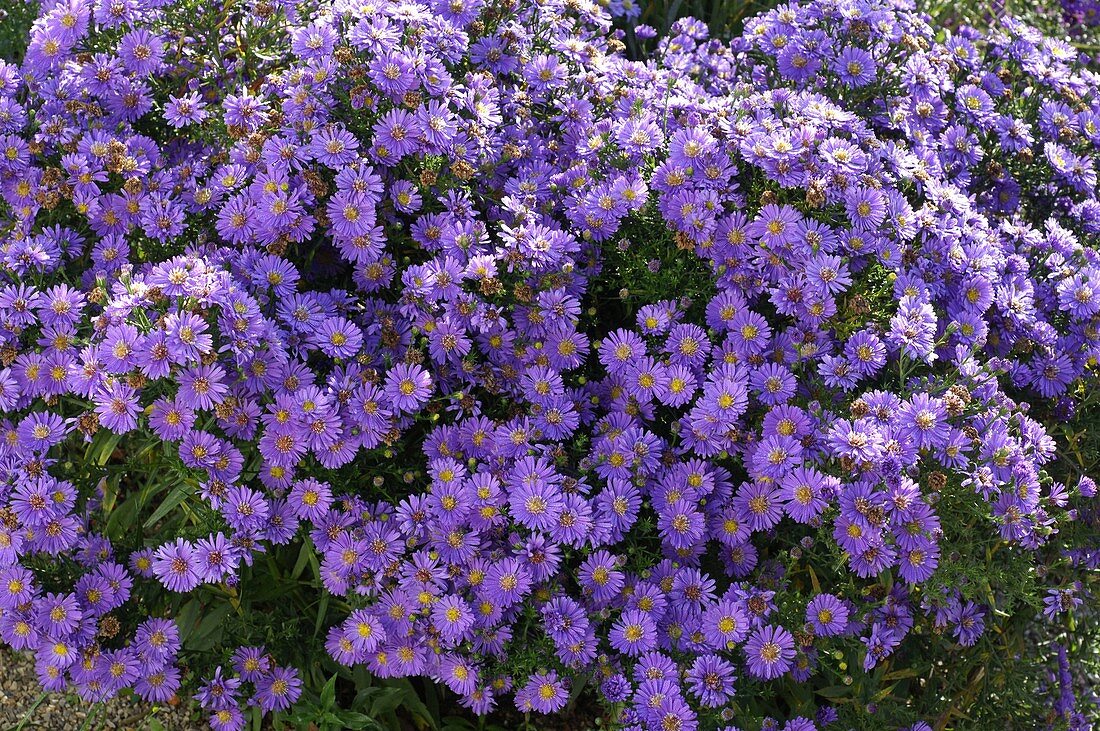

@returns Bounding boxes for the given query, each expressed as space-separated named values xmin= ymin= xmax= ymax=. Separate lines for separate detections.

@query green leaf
xmin=291 ymin=541 xmax=314 ymax=581
xmin=143 ymin=479 xmax=194 ymax=528
xmin=815 ymin=685 xmax=853 ymax=700
xmin=314 ymin=593 xmax=331 ymax=638
xmin=176 ymin=599 xmax=201 ymax=642
xmin=380 ymin=678 xmax=437 ymax=729
xmin=186 ymin=602 xmax=231 ymax=651
xmin=87 ymin=430 xmax=124 ymax=466
xmin=320 ymin=673 xmax=338 ymax=710
xmin=338 ymin=711 xmax=383 ymax=730
xmin=369 ymin=687 xmax=407 ymax=718
xmin=105 ymin=494 xmax=140 ymax=541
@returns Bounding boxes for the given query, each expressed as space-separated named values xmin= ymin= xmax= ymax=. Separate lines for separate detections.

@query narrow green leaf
xmin=320 ymin=673 xmax=338 ymax=709
xmin=380 ymin=678 xmax=437 ymax=729
xmin=186 ymin=602 xmax=231 ymax=651
xmin=144 ymin=480 xmax=194 ymax=528
xmin=369 ymin=687 xmax=407 ymax=718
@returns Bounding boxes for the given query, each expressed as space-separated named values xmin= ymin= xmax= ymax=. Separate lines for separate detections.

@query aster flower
xmin=519 ymin=671 xmax=568 ymax=714
xmin=164 ymin=91 xmax=207 ymax=128
xmin=255 ymin=666 xmax=302 ymax=712
xmin=781 ymin=467 xmax=831 ymax=523
xmin=610 ymin=609 xmax=657 ymax=657
xmin=734 ymin=480 xmax=784 ymax=532
xmin=94 ymin=380 xmax=140 ymax=433
xmin=152 ymin=538 xmax=201 ymax=592
xmin=805 ymin=594 xmax=849 ymax=636
xmin=195 ymin=666 xmax=241 ymax=711
xmin=686 ymin=654 xmax=736 ymax=707
xmin=834 ymin=46 xmax=876 ymax=86
xmin=383 ymin=363 xmax=432 ymax=414
xmin=744 ymin=624 xmax=796 ymax=680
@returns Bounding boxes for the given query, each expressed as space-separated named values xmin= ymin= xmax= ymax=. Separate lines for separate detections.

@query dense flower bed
xmin=1 ymin=0 xmax=1099 ymax=728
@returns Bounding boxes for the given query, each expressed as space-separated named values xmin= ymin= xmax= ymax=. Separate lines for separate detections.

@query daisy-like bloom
xmin=194 ymin=532 xmax=241 ymax=583
xmin=657 ymin=501 xmax=705 ymax=551
xmin=898 ymin=538 xmax=940 ymax=583
xmin=311 ymin=124 xmax=359 ymax=168
xmin=135 ymin=666 xmax=181 ymax=703
xmin=844 ymin=186 xmax=887 ymax=232
xmin=651 ymin=694 xmax=697 ymax=731
xmin=255 ymin=666 xmax=302 ymax=713
xmin=432 ymin=595 xmax=474 ymax=645
xmin=508 ymin=481 xmax=564 ymax=534
xmin=861 ymin=622 xmax=902 ymax=670
xmin=750 ymin=363 xmax=796 ymax=405
xmin=288 ymin=478 xmax=333 ymax=521
xmin=313 ymin=316 xmax=363 ymax=359
xmin=94 ymin=380 xmax=140 ymax=433
xmin=609 ymin=609 xmax=657 ymax=657
xmin=134 ymin=617 xmax=181 ymax=665
xmin=805 ymin=594 xmax=849 ymax=636
xmin=751 ymin=434 xmax=803 ymax=480
xmin=686 ymin=653 xmax=736 ymax=707
xmin=734 ymin=480 xmax=784 ymax=532
xmin=326 ymin=625 xmax=366 ymax=666
xmin=118 ymin=28 xmax=164 ymax=76
xmin=164 ymin=91 xmax=207 ymax=128
xmin=701 ymin=599 xmax=750 ymax=648
xmin=728 ymin=310 xmax=772 ymax=357
xmin=231 ymin=646 xmax=273 ymax=682
xmin=37 ymin=592 xmax=81 ymax=636
xmin=164 ymin=312 xmax=213 ymax=363
xmin=178 ymin=364 xmax=229 ymax=412
xmin=19 ymin=411 xmax=68 ymax=451
xmin=11 ymin=480 xmax=57 ymax=526
xmin=834 ymin=46 xmax=876 ymax=86
xmin=519 ymin=671 xmax=568 ymax=714
xmin=578 ymin=550 xmax=624 ymax=605
xmin=844 ymin=330 xmax=887 ymax=377
xmin=371 ymin=109 xmax=421 ymax=161
xmin=343 ymin=610 xmax=384 ymax=654
xmin=383 ymin=362 xmax=432 ymax=414
xmin=598 ymin=328 xmax=646 ymax=375
xmin=152 ymin=538 xmax=201 ymax=592
xmin=744 ymin=624 xmax=796 ymax=680
xmin=209 ymin=706 xmax=244 ymax=731
xmin=781 ymin=466 xmax=832 ymax=523
xmin=750 ymin=203 xmax=801 ymax=247
xmin=827 ymin=418 xmax=885 ymax=463
xmin=897 ymin=393 xmax=949 ymax=451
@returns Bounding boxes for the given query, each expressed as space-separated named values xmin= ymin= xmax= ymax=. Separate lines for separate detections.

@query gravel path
xmin=0 ymin=648 xmax=200 ymax=730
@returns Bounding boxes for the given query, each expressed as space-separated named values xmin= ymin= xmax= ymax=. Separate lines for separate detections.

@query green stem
xmin=13 ymin=691 xmax=50 ymax=731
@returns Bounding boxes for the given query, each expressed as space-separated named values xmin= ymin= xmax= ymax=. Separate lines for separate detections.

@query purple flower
xmin=686 ymin=654 xmax=736 ymax=707
xmin=255 ymin=666 xmax=302 ymax=713
xmin=518 ymin=671 xmax=568 ymax=714
xmin=806 ymin=594 xmax=849 ymax=636
xmin=834 ymin=46 xmax=876 ymax=86
xmin=195 ymin=666 xmax=241 ymax=711
xmin=610 ymin=609 xmax=657 ymax=657
xmin=178 ymin=364 xmax=229 ymax=411
xmin=383 ymin=362 xmax=432 ymax=413
xmin=94 ymin=380 xmax=140 ymax=433
xmin=164 ymin=91 xmax=207 ymax=128
xmin=432 ymin=596 xmax=474 ymax=645
xmin=744 ymin=624 xmax=796 ymax=680
xmin=781 ymin=467 xmax=831 ymax=523
xmin=152 ymin=539 xmax=201 ymax=592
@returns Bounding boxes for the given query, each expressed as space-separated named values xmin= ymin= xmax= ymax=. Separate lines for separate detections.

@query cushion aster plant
xmin=0 ymin=0 xmax=1098 ymax=729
